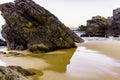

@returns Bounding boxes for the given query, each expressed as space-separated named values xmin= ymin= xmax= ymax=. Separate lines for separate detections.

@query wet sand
xmin=78 ymin=41 xmax=120 ymax=59
xmin=0 ymin=41 xmax=120 ymax=80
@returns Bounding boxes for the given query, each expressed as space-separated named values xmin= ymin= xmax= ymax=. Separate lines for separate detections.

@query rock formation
xmin=78 ymin=8 xmax=120 ymax=37
xmin=80 ymin=16 xmax=110 ymax=37
xmin=0 ymin=0 xmax=83 ymax=52
xmin=0 ymin=39 xmax=6 ymax=46
xmin=0 ymin=66 xmax=35 ymax=80
xmin=86 ymin=16 xmax=110 ymax=36
xmin=111 ymin=8 xmax=120 ymax=36
xmin=77 ymin=25 xmax=87 ymax=31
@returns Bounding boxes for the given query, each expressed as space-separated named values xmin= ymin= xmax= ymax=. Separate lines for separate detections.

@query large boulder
xmin=111 ymin=8 xmax=120 ymax=36
xmin=0 ymin=66 xmax=35 ymax=80
xmin=80 ymin=16 xmax=110 ymax=37
xmin=0 ymin=0 xmax=83 ymax=52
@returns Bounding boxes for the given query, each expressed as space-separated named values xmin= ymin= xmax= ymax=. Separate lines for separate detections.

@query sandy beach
xmin=0 ymin=41 xmax=120 ymax=80
xmin=78 ymin=41 xmax=120 ymax=59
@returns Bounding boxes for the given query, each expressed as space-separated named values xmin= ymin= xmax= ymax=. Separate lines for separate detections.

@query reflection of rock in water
xmin=67 ymin=47 xmax=120 ymax=78
xmin=0 ymin=60 xmax=6 ymax=66
xmin=29 ymin=48 xmax=76 ymax=73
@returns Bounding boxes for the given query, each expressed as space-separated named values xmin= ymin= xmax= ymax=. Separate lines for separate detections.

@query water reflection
xmin=41 ymin=48 xmax=76 ymax=72
xmin=28 ymin=47 xmax=120 ymax=80
xmin=1 ymin=46 xmax=120 ymax=80
xmin=67 ymin=47 xmax=120 ymax=79
xmin=28 ymin=48 xmax=76 ymax=72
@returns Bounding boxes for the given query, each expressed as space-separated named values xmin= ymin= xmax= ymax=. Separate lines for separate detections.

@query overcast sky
xmin=0 ymin=0 xmax=120 ymax=28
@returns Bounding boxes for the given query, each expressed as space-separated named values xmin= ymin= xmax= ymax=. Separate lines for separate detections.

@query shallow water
xmin=29 ymin=47 xmax=120 ymax=80
xmin=67 ymin=47 xmax=120 ymax=79
xmin=1 ymin=46 xmax=120 ymax=80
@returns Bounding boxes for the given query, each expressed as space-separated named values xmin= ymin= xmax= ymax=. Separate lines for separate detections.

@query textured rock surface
xmin=80 ymin=16 xmax=110 ymax=37
xmin=111 ymin=8 xmax=120 ymax=36
xmin=0 ymin=66 xmax=35 ymax=80
xmin=0 ymin=0 xmax=83 ymax=52
xmin=86 ymin=16 xmax=110 ymax=36
xmin=77 ymin=8 xmax=120 ymax=37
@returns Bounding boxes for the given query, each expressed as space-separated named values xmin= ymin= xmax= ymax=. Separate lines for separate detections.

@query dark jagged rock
xmin=77 ymin=25 xmax=87 ymax=31
xmin=0 ymin=0 xmax=83 ymax=52
xmin=111 ymin=8 xmax=120 ymax=36
xmin=78 ymin=8 xmax=120 ymax=37
xmin=86 ymin=16 xmax=110 ymax=36
xmin=0 ymin=39 xmax=6 ymax=46
xmin=107 ymin=16 xmax=113 ymax=26
xmin=0 ymin=66 xmax=35 ymax=80
xmin=66 ymin=27 xmax=84 ymax=43
xmin=80 ymin=16 xmax=110 ymax=37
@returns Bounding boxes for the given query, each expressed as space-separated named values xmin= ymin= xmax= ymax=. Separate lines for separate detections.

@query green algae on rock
xmin=80 ymin=16 xmax=110 ymax=37
xmin=0 ymin=0 xmax=83 ymax=52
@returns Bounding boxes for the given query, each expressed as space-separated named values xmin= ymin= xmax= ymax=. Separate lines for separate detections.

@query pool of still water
xmin=36 ymin=47 xmax=120 ymax=80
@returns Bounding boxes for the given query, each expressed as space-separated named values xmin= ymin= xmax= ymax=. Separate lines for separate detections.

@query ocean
xmin=75 ymin=30 xmax=120 ymax=42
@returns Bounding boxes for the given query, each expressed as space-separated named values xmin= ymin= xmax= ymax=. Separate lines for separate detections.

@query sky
xmin=0 ymin=0 xmax=120 ymax=28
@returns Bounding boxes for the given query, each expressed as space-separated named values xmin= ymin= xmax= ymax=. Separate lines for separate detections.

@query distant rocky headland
xmin=0 ymin=0 xmax=83 ymax=52
xmin=78 ymin=8 xmax=120 ymax=37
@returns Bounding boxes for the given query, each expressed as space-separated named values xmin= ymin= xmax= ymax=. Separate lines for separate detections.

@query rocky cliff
xmin=0 ymin=0 xmax=83 ymax=52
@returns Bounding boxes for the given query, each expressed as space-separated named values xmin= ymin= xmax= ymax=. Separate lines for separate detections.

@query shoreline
xmin=1 ymin=40 xmax=120 ymax=67
xmin=77 ymin=40 xmax=120 ymax=59
xmin=0 ymin=40 xmax=120 ymax=80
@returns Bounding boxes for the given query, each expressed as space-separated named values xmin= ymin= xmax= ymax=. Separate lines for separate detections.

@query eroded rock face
xmin=111 ymin=8 xmax=120 ymax=35
xmin=80 ymin=16 xmax=110 ymax=37
xmin=0 ymin=66 xmax=35 ymax=80
xmin=86 ymin=16 xmax=110 ymax=36
xmin=0 ymin=0 xmax=83 ymax=52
